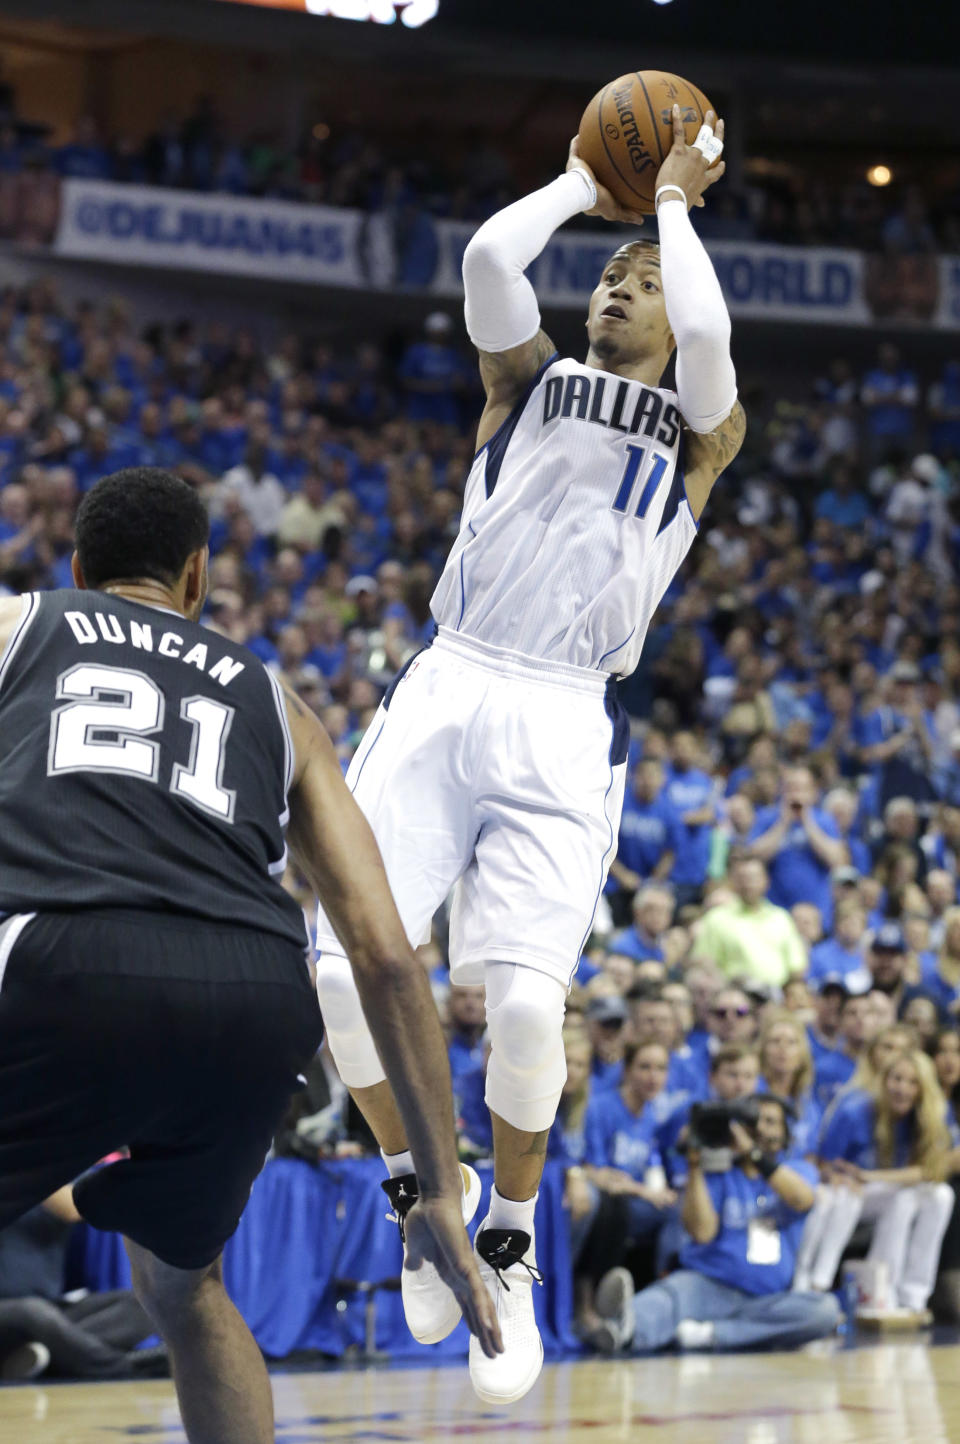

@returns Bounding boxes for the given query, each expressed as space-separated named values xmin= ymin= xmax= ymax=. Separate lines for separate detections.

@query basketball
xmin=577 ymin=71 xmax=714 ymax=213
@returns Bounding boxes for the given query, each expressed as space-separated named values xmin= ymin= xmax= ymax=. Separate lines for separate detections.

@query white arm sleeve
xmin=462 ymin=169 xmax=597 ymax=354
xmin=657 ymin=196 xmax=737 ymax=434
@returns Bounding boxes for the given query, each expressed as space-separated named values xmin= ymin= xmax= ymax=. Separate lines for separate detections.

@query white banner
xmin=53 ymin=179 xmax=957 ymax=330
xmin=55 ymin=180 xmax=369 ymax=288
xmin=433 ymin=222 xmax=870 ymax=324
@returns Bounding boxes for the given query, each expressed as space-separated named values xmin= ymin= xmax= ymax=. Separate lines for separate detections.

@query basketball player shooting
xmin=315 ymin=105 xmax=745 ymax=1403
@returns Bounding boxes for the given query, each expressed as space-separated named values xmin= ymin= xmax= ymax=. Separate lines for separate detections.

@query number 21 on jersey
xmin=611 ymin=443 xmax=669 ymax=519
xmin=48 ymin=663 xmax=236 ymax=822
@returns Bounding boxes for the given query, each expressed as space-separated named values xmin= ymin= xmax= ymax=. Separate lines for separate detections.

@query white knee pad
xmin=315 ymin=949 xmax=386 ymax=1089
xmin=483 ymin=961 xmax=567 ymax=1133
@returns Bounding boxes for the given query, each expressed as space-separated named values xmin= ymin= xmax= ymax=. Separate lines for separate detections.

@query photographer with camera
xmin=593 ymin=1096 xmax=840 ymax=1353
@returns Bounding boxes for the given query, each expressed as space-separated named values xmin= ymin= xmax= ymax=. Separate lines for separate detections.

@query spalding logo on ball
xmin=578 ymin=70 xmax=715 ymax=213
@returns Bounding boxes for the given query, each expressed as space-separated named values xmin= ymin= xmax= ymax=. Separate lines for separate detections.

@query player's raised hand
xmin=655 ymin=106 xmax=726 ymax=211
xmin=403 ymin=1194 xmax=504 ymax=1358
xmin=566 ymin=136 xmax=646 ymax=227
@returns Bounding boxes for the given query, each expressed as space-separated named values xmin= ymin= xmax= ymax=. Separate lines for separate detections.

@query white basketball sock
xmin=488 ymin=1185 xmax=538 ymax=1236
xmin=382 ymin=1148 xmax=415 ymax=1179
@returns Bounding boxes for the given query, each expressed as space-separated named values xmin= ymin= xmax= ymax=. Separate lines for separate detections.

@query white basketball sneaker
xmin=382 ymin=1163 xmax=482 ymax=1345
xmin=468 ymin=1220 xmax=544 ymax=1404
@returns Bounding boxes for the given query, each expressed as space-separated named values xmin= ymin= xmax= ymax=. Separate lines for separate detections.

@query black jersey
xmin=0 ymin=589 xmax=307 ymax=948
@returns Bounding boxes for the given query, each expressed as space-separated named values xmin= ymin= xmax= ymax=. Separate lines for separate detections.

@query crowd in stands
xmin=0 ymin=81 xmax=957 ymax=254
xmin=4 ymin=270 xmax=960 ymax=1358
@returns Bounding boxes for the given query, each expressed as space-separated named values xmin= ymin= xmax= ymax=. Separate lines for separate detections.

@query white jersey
xmin=431 ymin=353 xmax=699 ymax=677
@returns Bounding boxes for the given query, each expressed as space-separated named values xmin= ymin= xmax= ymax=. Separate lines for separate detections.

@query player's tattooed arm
xmin=682 ymin=400 xmax=747 ymax=521
xmin=474 ymin=329 xmax=556 ymax=451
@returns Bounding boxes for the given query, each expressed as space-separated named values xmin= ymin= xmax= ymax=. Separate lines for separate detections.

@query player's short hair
xmin=606 ymin=238 xmax=662 ymax=271
xmin=75 ymin=467 xmax=209 ymax=589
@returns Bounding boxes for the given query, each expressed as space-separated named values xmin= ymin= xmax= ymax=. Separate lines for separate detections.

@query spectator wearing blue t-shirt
xmin=609 ymin=884 xmax=673 ymax=965
xmin=809 ymin=901 xmax=873 ymax=992
xmin=814 ymin=464 xmax=872 ymax=529
xmin=822 ymin=788 xmax=871 ymax=875
xmin=757 ymin=1013 xmax=823 ymax=1159
xmin=583 ymin=1041 xmax=678 ymax=1274
xmin=856 ymin=663 xmax=937 ymax=809
xmin=798 ymin=1048 xmax=955 ymax=1311
xmin=624 ymin=986 xmax=702 ymax=1102
xmin=586 ymin=995 xmax=629 ymax=1092
xmin=608 ymin=759 xmax=682 ymax=922
xmin=665 ymin=732 xmax=717 ymax=907
xmin=397 ymin=312 xmax=464 ymax=427
xmin=593 ymin=1097 xmax=838 ymax=1353
xmin=866 ymin=923 xmax=912 ymax=1015
xmin=811 ymin=984 xmax=872 ymax=1109
xmin=55 ymin=117 xmax=112 ymax=180
xmin=750 ymin=766 xmax=846 ymax=930
xmin=919 ymin=908 xmax=960 ymax=1016
xmin=658 ymin=1043 xmax=759 ymax=1189
xmin=860 ymin=343 xmax=919 ymax=455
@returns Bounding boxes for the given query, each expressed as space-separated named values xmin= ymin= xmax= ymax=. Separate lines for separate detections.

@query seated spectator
xmin=657 ymin=1043 xmax=760 ymax=1188
xmin=783 ymin=976 xmax=814 ymax=1019
xmin=812 ymin=981 xmax=872 ymax=1108
xmin=691 ymin=853 xmax=807 ymax=989
xmin=798 ymin=1048 xmax=955 ymax=1315
xmin=585 ymin=994 xmax=628 ymax=1091
xmin=867 ymin=923 xmax=912 ymax=1013
xmin=927 ymin=1028 xmax=960 ymax=1318
xmin=583 ymin=1041 xmax=678 ymax=1274
xmin=791 ymin=902 xmax=825 ymax=949
xmin=822 ymin=787 xmax=871 ymax=874
xmin=609 ymin=884 xmax=673 ymax=964
xmin=665 ymin=732 xmax=717 ymax=907
xmin=624 ymin=984 xmax=701 ymax=1100
xmin=919 ymin=906 xmax=960 ymax=1017
xmin=809 ymin=900 xmax=873 ymax=992
xmin=871 ymin=795 xmax=929 ymax=883
xmin=593 ymin=1097 xmax=838 ymax=1353
xmin=750 ymin=765 xmax=846 ymax=930
xmin=0 ymin=1186 xmax=155 ymax=1380
xmin=902 ymin=994 xmax=939 ymax=1048
xmin=608 ymin=758 xmax=681 ymax=925
xmin=444 ymin=983 xmax=486 ymax=1098
xmin=757 ymin=1012 xmax=822 ymax=1157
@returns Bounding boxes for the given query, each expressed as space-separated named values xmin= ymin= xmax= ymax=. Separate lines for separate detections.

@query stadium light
xmin=866 ymin=164 xmax=893 ymax=187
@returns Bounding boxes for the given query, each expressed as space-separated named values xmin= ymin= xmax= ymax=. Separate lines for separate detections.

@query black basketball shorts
xmin=0 ymin=909 xmax=324 ymax=1271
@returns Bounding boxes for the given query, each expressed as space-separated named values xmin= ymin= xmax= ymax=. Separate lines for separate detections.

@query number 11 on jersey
xmin=611 ymin=443 xmax=669 ymax=519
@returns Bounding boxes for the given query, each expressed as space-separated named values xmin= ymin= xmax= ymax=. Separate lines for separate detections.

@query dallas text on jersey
xmin=542 ymin=371 xmax=682 ymax=446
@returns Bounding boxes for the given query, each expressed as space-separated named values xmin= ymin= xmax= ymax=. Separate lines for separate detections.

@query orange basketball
xmin=577 ymin=71 xmax=714 ymax=214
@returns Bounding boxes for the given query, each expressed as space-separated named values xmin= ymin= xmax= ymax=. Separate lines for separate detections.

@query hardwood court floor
xmin=3 ymin=1338 xmax=960 ymax=1443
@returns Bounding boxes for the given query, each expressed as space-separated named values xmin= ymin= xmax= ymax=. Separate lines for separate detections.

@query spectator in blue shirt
xmin=55 ymin=117 xmax=112 ymax=180
xmin=397 ymin=312 xmax=464 ymax=427
xmin=856 ymin=662 xmax=937 ymax=809
xmin=609 ymin=884 xmax=673 ymax=965
xmin=800 ymin=1048 xmax=954 ymax=1312
xmin=586 ymin=994 xmax=628 ymax=1092
xmin=624 ymin=986 xmax=702 ymax=1101
xmin=749 ymin=765 xmax=846 ymax=930
xmin=919 ymin=908 xmax=960 ymax=1017
xmin=665 ymin=732 xmax=717 ymax=907
xmin=757 ymin=1013 xmax=822 ymax=1158
xmin=593 ymin=1097 xmax=838 ymax=1353
xmin=861 ymin=343 xmax=920 ymax=454
xmin=608 ymin=759 xmax=682 ymax=922
xmin=812 ymin=984 xmax=872 ymax=1109
xmin=583 ymin=1041 xmax=678 ymax=1275
xmin=809 ymin=901 xmax=873 ymax=992
xmin=444 ymin=984 xmax=487 ymax=1100
xmin=814 ymin=464 xmax=872 ymax=529
xmin=822 ymin=788 xmax=871 ymax=875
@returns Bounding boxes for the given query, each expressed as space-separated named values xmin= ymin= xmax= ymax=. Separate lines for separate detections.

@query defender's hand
xmin=403 ymin=1195 xmax=503 ymax=1359
xmin=655 ymin=107 xmax=726 ymax=212
xmin=566 ymin=136 xmax=647 ymax=226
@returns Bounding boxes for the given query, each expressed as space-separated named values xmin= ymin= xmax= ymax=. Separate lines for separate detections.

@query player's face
xmin=586 ymin=252 xmax=673 ymax=370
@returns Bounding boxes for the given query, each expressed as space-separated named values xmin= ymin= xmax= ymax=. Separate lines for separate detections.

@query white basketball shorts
xmin=315 ymin=627 xmax=628 ymax=990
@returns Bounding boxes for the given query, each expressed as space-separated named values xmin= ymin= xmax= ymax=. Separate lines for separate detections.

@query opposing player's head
xmin=73 ymin=467 xmax=210 ymax=621
xmin=585 ymin=240 xmax=673 ymax=376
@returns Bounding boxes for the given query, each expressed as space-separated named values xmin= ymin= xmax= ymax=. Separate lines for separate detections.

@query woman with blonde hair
xmin=758 ymin=1011 xmax=821 ymax=1156
xmin=797 ymin=1048 xmax=956 ymax=1313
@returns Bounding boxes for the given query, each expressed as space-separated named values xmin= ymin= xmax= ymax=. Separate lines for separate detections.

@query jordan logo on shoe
xmin=397 ymin=1184 xmax=407 ymax=1199
xmin=495 ymin=1237 xmax=513 ymax=1256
